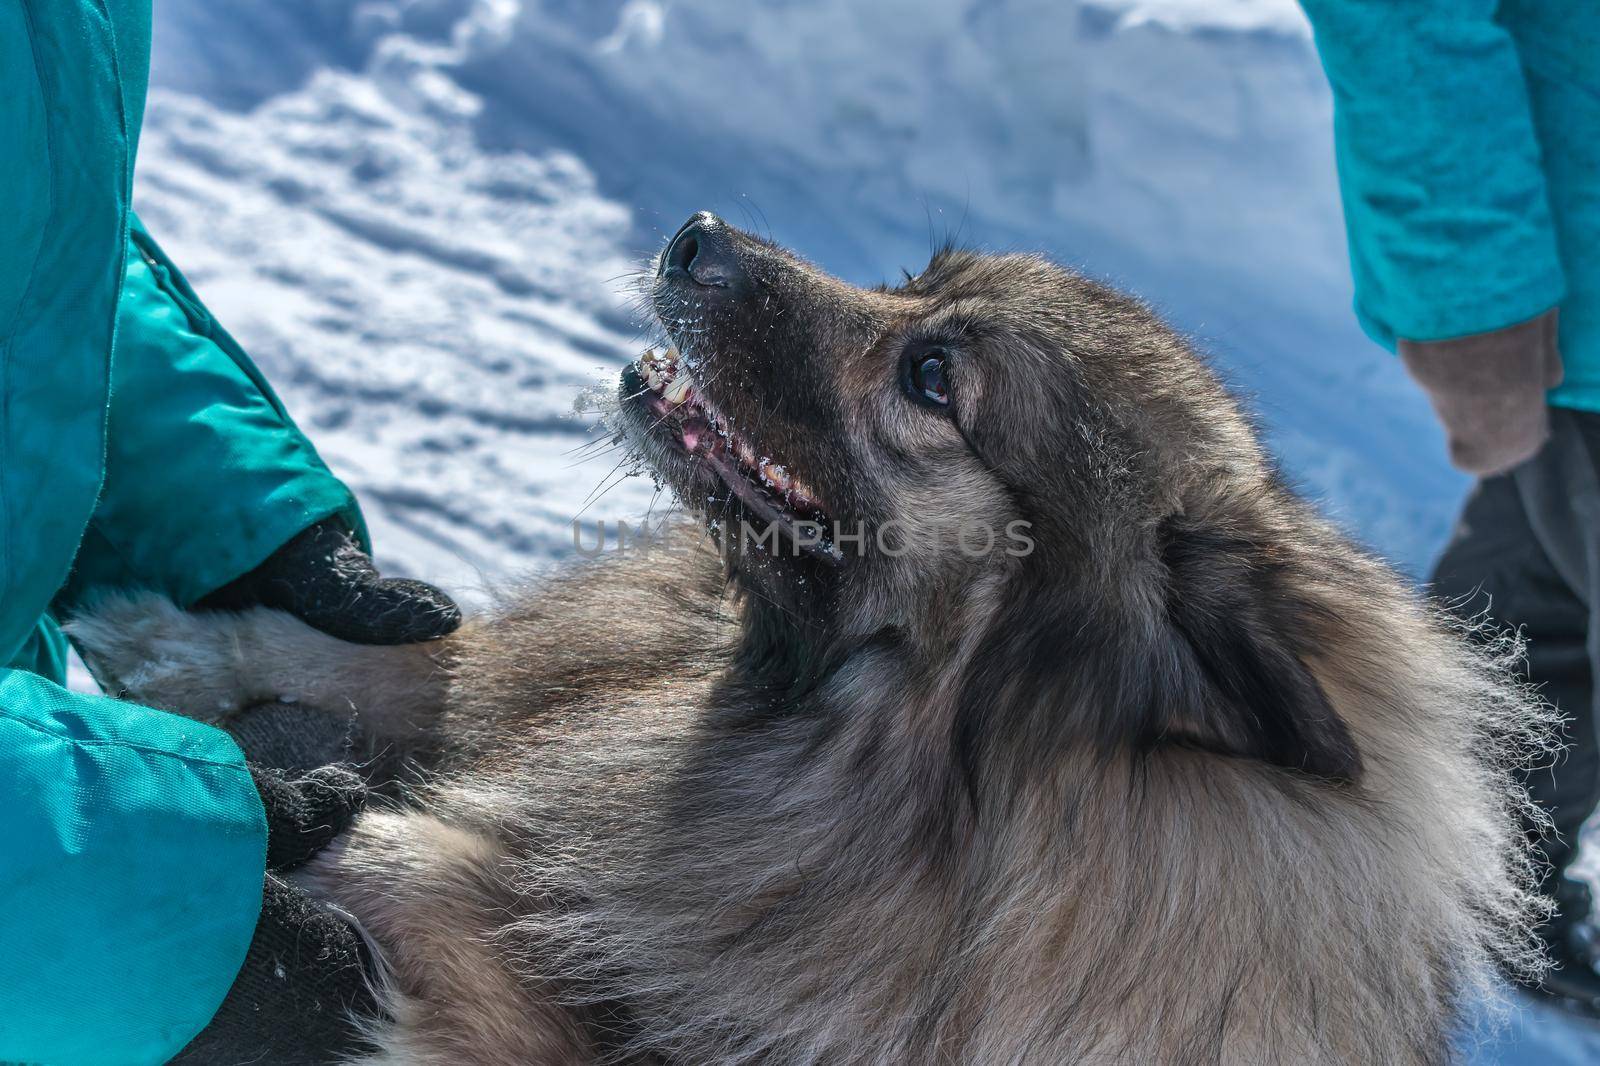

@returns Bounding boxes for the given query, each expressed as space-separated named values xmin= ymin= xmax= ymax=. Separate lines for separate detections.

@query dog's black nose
xmin=661 ymin=212 xmax=745 ymax=291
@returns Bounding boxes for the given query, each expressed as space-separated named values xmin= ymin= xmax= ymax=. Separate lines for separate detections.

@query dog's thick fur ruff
xmin=74 ymin=224 xmax=1554 ymax=1065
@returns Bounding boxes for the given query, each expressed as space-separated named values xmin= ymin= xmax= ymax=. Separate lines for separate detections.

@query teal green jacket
xmin=1298 ymin=0 xmax=1600 ymax=412
xmin=2 ymin=2 xmax=358 ymax=1062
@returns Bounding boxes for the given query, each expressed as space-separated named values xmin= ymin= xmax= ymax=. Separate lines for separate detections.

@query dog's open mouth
xmin=632 ymin=348 xmax=840 ymax=562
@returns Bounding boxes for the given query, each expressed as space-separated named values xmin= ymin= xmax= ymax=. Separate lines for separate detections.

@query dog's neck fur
xmin=409 ymin=524 xmax=1540 ymax=1065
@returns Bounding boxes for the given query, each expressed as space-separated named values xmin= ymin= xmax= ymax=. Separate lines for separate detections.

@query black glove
xmin=250 ymin=764 xmax=369 ymax=871
xmin=172 ymin=766 xmax=380 ymax=1065
xmin=198 ymin=518 xmax=461 ymax=645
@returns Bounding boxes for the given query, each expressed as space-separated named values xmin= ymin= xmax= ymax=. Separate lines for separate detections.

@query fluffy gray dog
xmin=78 ymin=214 xmax=1553 ymax=1064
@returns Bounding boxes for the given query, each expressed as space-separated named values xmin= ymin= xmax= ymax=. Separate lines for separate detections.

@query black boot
xmin=1527 ymin=878 xmax=1600 ymax=1018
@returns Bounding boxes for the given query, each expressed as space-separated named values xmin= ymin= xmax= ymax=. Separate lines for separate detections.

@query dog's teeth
xmin=664 ymin=373 xmax=694 ymax=405
xmin=762 ymin=462 xmax=789 ymax=489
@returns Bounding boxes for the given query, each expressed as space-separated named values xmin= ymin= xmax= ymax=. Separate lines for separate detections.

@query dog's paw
xmin=66 ymin=593 xmax=306 ymax=721
xmin=67 ymin=592 xmax=453 ymax=738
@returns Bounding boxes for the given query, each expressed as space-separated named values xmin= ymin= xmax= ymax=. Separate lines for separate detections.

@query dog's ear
xmin=1156 ymin=517 xmax=1362 ymax=783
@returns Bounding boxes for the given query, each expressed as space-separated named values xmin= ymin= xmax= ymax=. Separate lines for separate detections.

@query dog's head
xmin=618 ymin=213 xmax=1360 ymax=786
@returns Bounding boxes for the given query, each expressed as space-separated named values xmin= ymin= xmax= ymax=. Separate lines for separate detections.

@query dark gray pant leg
xmin=1431 ymin=407 xmax=1600 ymax=929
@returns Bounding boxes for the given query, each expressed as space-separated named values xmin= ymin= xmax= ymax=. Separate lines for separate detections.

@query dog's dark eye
xmin=905 ymin=350 xmax=950 ymax=408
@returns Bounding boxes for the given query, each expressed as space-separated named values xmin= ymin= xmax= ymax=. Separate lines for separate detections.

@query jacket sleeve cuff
xmin=0 ymin=671 xmax=266 ymax=1065
xmin=1398 ymin=308 xmax=1562 ymax=477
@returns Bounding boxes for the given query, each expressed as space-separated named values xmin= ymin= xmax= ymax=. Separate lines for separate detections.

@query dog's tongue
xmin=681 ymin=416 xmax=711 ymax=454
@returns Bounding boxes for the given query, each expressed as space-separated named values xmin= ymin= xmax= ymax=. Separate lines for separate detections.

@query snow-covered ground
xmin=134 ymin=0 xmax=1598 ymax=1058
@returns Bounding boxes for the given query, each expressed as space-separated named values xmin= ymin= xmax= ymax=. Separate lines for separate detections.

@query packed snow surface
xmin=134 ymin=0 xmax=1598 ymax=1058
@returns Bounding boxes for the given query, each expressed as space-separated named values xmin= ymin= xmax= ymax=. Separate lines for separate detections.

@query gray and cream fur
xmin=76 ymin=216 xmax=1553 ymax=1064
